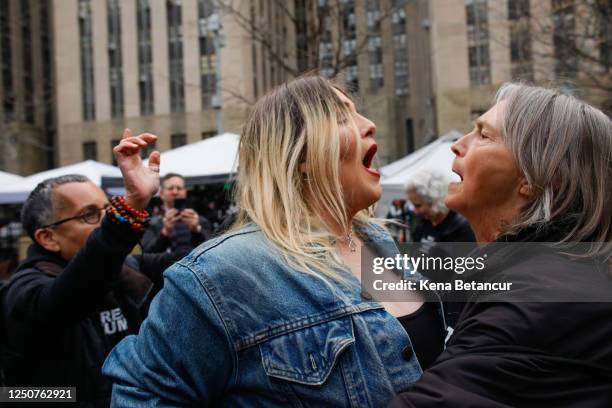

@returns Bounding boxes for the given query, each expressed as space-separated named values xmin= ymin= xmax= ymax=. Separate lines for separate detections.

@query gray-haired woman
xmin=390 ymin=83 xmax=612 ymax=407
xmin=406 ymin=170 xmax=475 ymax=243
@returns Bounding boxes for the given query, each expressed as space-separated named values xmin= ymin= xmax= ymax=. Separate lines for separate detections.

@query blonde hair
xmin=496 ymin=83 xmax=612 ymax=259
xmin=232 ymin=75 xmax=376 ymax=281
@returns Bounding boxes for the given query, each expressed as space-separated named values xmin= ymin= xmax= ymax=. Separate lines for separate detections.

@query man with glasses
xmin=0 ymin=130 xmax=179 ymax=405
xmin=141 ymin=173 xmax=211 ymax=253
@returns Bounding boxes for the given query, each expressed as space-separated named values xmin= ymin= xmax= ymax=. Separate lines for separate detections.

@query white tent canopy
xmin=0 ymin=170 xmax=23 ymax=187
xmin=0 ymin=160 xmax=121 ymax=204
xmin=102 ymin=132 xmax=240 ymax=189
xmin=376 ymin=130 xmax=462 ymax=216
xmin=153 ymin=132 xmax=239 ymax=179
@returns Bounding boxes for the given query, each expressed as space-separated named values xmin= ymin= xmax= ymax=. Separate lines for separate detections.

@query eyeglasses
xmin=41 ymin=205 xmax=109 ymax=229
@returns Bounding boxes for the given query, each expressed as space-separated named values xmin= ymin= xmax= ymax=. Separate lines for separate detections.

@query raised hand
xmin=113 ymin=128 xmax=161 ymax=210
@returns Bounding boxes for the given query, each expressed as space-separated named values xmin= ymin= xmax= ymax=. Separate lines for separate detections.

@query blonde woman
xmin=103 ymin=76 xmax=444 ymax=406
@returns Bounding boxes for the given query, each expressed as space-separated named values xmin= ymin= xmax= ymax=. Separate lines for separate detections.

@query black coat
xmin=0 ymin=218 xmax=185 ymax=407
xmin=390 ymin=226 xmax=612 ymax=407
xmin=412 ymin=210 xmax=475 ymax=243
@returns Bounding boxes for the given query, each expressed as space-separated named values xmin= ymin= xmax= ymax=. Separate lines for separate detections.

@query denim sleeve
xmin=102 ymin=263 xmax=235 ymax=407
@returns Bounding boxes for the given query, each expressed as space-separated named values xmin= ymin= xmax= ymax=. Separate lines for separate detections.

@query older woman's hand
xmin=113 ymin=128 xmax=161 ymax=211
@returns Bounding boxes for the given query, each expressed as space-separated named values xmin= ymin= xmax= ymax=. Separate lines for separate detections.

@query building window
xmin=171 ymin=133 xmax=187 ymax=148
xmin=108 ymin=0 xmax=124 ymax=118
xmin=201 ymin=130 xmax=216 ymax=139
xmin=140 ymin=141 xmax=156 ymax=158
xmin=295 ymin=0 xmax=309 ymax=73
xmin=342 ymin=1 xmax=359 ymax=91
xmin=510 ymin=26 xmax=533 ymax=80
xmin=369 ymin=63 xmax=383 ymax=89
xmin=110 ymin=139 xmax=120 ymax=165
xmin=552 ymin=0 xmax=577 ymax=79
xmin=250 ymin=0 xmax=258 ymax=97
xmin=199 ymin=0 xmax=216 ymax=109
xmin=602 ymin=11 xmax=612 ymax=70
xmin=508 ymin=0 xmax=533 ymax=80
xmin=40 ymin=1 xmax=52 ymax=124
xmin=318 ymin=1 xmax=334 ymax=78
xmin=508 ymin=0 xmax=530 ymax=21
xmin=21 ymin=0 xmax=35 ymax=123
xmin=41 ymin=0 xmax=54 ymax=167
xmin=367 ymin=0 xmax=381 ymax=30
xmin=167 ymin=0 xmax=185 ymax=112
xmin=137 ymin=0 xmax=154 ymax=115
xmin=392 ymin=2 xmax=409 ymax=95
xmin=510 ymin=28 xmax=530 ymax=62
xmin=0 ymin=0 xmax=13 ymax=119
xmin=465 ymin=0 xmax=491 ymax=85
xmin=83 ymin=141 xmax=98 ymax=161
xmin=79 ymin=0 xmax=96 ymax=121
xmin=367 ymin=0 xmax=384 ymax=90
xmin=319 ymin=41 xmax=334 ymax=78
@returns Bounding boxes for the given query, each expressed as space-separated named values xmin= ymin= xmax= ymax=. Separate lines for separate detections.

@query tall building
xmin=53 ymin=0 xmax=244 ymax=166
xmin=49 ymin=0 xmax=436 ymax=167
xmin=244 ymin=0 xmax=437 ymax=164
xmin=0 ymin=0 xmax=54 ymax=176
xmin=2 ymin=0 xmax=609 ymax=173
xmin=429 ymin=0 xmax=610 ymax=134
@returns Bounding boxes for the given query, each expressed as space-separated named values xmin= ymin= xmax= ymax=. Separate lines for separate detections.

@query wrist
xmin=161 ymin=227 xmax=173 ymax=237
xmin=107 ymin=196 xmax=150 ymax=234
xmin=124 ymin=192 xmax=148 ymax=212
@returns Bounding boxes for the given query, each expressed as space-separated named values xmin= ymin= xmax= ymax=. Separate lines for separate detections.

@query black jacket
xmin=412 ymin=210 xmax=475 ymax=243
xmin=389 ymin=226 xmax=612 ymax=407
xmin=0 ymin=218 xmax=186 ymax=407
xmin=141 ymin=213 xmax=211 ymax=253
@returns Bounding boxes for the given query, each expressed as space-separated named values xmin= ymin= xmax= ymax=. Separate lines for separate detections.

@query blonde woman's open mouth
xmin=363 ymin=144 xmax=380 ymax=177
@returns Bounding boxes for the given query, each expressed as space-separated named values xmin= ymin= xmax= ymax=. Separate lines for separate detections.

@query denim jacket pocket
xmin=260 ymin=316 xmax=355 ymax=386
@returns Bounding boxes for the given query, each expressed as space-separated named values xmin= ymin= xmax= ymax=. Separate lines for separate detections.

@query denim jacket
xmin=103 ymin=223 xmax=443 ymax=407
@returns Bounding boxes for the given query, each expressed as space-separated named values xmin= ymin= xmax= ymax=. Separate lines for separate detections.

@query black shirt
xmin=397 ymin=303 xmax=445 ymax=370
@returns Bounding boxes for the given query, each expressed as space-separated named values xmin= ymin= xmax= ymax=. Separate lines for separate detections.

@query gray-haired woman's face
xmin=446 ymin=102 xmax=527 ymax=224
xmin=407 ymin=191 xmax=435 ymax=220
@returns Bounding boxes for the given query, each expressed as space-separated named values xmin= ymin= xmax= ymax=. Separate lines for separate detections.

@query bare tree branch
xmin=489 ymin=0 xmax=611 ymax=112
xmin=215 ymin=0 xmax=399 ymax=80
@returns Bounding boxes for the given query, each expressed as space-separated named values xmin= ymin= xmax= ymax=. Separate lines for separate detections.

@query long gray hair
xmin=496 ymin=83 xmax=611 ymax=259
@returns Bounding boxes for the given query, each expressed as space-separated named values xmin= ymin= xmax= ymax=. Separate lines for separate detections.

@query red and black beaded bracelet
xmin=106 ymin=196 xmax=151 ymax=232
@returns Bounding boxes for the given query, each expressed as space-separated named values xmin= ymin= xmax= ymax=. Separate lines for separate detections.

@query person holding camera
xmin=386 ymin=199 xmax=415 ymax=243
xmin=141 ymin=173 xmax=211 ymax=253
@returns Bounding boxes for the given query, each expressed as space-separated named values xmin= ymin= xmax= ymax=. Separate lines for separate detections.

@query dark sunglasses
xmin=41 ymin=205 xmax=109 ymax=229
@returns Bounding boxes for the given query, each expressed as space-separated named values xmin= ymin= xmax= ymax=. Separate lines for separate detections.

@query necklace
xmin=338 ymin=229 xmax=357 ymax=252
